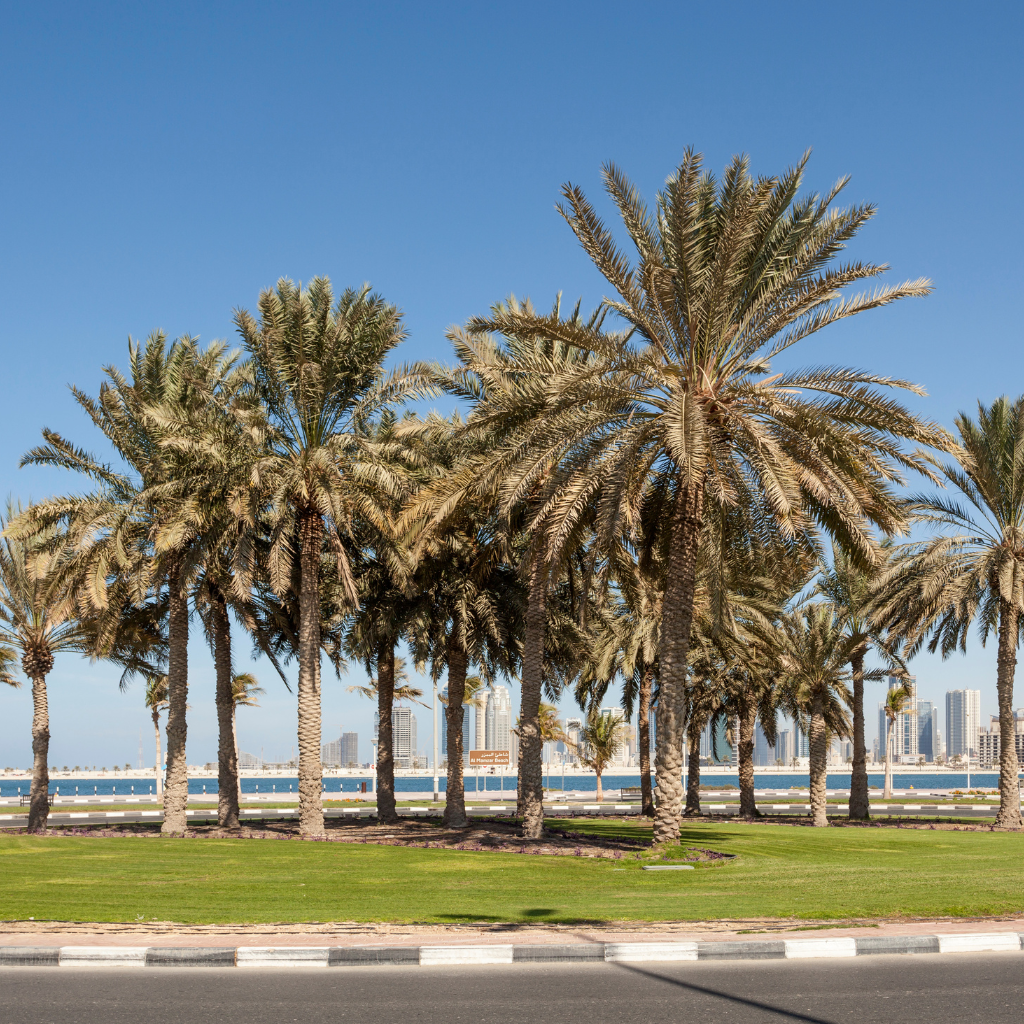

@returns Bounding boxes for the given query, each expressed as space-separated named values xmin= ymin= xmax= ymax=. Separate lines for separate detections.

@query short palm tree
xmin=815 ymin=540 xmax=905 ymax=819
xmin=572 ymin=710 xmax=627 ymax=803
xmin=235 ymin=277 xmax=424 ymax=836
xmin=875 ymin=397 xmax=1024 ymax=828
xmin=880 ymin=682 xmax=912 ymax=799
xmin=777 ymin=604 xmax=876 ymax=826
xmin=144 ymin=673 xmax=168 ymax=799
xmin=230 ymin=672 xmax=264 ymax=806
xmin=0 ymin=508 xmax=157 ymax=829
xmin=466 ymin=152 xmax=947 ymax=842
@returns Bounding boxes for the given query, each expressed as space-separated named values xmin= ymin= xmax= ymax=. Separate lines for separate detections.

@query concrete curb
xmin=1 ymin=933 xmax=1022 ymax=967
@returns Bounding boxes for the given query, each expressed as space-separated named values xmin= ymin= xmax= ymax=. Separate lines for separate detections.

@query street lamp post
xmin=432 ymin=678 xmax=439 ymax=803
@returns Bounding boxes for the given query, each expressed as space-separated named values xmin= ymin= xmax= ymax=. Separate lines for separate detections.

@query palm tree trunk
xmin=848 ymin=649 xmax=869 ymax=820
xmin=375 ymin=640 xmax=399 ymax=824
xmin=27 ymin=672 xmax=51 ymax=832
xmin=809 ymin=697 xmax=829 ymax=827
xmin=653 ymin=479 xmax=704 ymax=845
xmin=296 ymin=509 xmax=325 ymax=837
xmin=994 ymin=599 xmax=1022 ymax=829
xmin=883 ymin=718 xmax=893 ymax=799
xmin=162 ymin=561 xmax=190 ymax=835
xmin=517 ymin=546 xmax=547 ymax=838
xmin=637 ymin=668 xmax=654 ymax=816
xmin=737 ymin=699 xmax=758 ymax=818
xmin=684 ymin=724 xmax=701 ymax=816
xmin=443 ymin=628 xmax=469 ymax=828
xmin=152 ymin=711 xmax=163 ymax=800
xmin=212 ymin=593 xmax=239 ymax=831
xmin=595 ymin=769 xmax=603 ymax=803
xmin=233 ymin=707 xmax=241 ymax=808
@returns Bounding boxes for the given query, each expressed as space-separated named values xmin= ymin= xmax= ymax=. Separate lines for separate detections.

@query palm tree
xmin=17 ymin=334 xmax=239 ymax=834
xmin=0 ymin=646 xmax=17 ymax=689
xmin=347 ymin=657 xmax=426 ymax=706
xmin=235 ymin=277 xmax=423 ymax=836
xmin=880 ymin=682 xmax=912 ymax=799
xmin=144 ymin=673 xmax=168 ymax=799
xmin=401 ymin=414 xmax=525 ymax=828
xmin=815 ymin=541 xmax=905 ymax=820
xmin=572 ymin=710 xmax=627 ymax=802
xmin=875 ymin=397 xmax=1024 ymax=829
xmin=430 ymin=295 xmax=608 ymax=839
xmin=466 ymin=153 xmax=947 ymax=843
xmin=776 ymin=604 xmax=880 ymax=826
xmin=230 ymin=672 xmax=264 ymax=806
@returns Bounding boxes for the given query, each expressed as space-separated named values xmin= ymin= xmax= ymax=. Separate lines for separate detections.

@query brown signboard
xmin=468 ymin=750 xmax=511 ymax=766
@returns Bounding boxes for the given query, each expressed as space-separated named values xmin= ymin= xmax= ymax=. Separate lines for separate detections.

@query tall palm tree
xmin=401 ymin=414 xmax=525 ymax=828
xmin=235 ymin=277 xmax=423 ymax=836
xmin=880 ymin=682 xmax=912 ymax=799
xmin=572 ymin=710 xmax=627 ymax=802
xmin=144 ymin=673 xmax=168 ymax=799
xmin=776 ymin=604 xmax=880 ymax=826
xmin=466 ymin=152 xmax=947 ymax=843
xmin=875 ymin=397 xmax=1024 ymax=829
xmin=426 ymin=296 xmax=607 ymax=839
xmin=17 ymin=334 xmax=238 ymax=834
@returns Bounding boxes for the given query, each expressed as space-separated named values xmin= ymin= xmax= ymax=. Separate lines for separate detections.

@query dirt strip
xmin=3 ymin=915 xmax=1024 ymax=947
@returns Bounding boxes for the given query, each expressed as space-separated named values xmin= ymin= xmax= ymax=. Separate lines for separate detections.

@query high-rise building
xmin=321 ymin=738 xmax=341 ymax=766
xmin=485 ymin=685 xmax=512 ymax=751
xmin=795 ymin=725 xmax=809 ymax=759
xmin=945 ymin=689 xmax=981 ymax=759
xmin=753 ymin=722 xmax=774 ymax=766
xmin=976 ymin=710 xmax=1024 ymax=766
xmin=474 ymin=690 xmax=488 ymax=751
xmin=599 ymin=707 xmax=629 ymax=765
xmin=440 ymin=687 xmax=470 ymax=758
xmin=340 ymin=732 xmax=359 ymax=767
xmin=374 ymin=708 xmax=418 ymax=768
xmin=565 ymin=717 xmax=582 ymax=764
xmin=916 ymin=701 xmax=937 ymax=761
xmin=775 ymin=729 xmax=793 ymax=765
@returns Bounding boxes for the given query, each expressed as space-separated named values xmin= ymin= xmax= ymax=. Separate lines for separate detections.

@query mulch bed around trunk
xmin=18 ymin=816 xmax=662 ymax=859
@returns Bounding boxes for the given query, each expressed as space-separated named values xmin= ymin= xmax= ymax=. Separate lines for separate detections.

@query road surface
xmin=2 ymin=954 xmax=1022 ymax=1023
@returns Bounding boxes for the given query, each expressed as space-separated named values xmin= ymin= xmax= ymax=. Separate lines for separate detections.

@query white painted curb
xmin=236 ymin=946 xmax=329 ymax=967
xmin=59 ymin=946 xmax=148 ymax=967
xmin=420 ymin=945 xmax=514 ymax=965
xmin=784 ymin=938 xmax=857 ymax=959
xmin=604 ymin=942 xmax=698 ymax=962
xmin=936 ymin=933 xmax=1022 ymax=953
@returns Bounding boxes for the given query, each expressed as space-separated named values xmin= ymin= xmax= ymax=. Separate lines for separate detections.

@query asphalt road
xmin=3 ymin=955 xmax=1022 ymax=1023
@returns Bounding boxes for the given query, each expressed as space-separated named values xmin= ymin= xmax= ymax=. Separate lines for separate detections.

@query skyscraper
xmin=439 ymin=687 xmax=470 ymax=757
xmin=599 ymin=707 xmax=629 ymax=765
xmin=753 ymin=722 xmax=774 ymax=766
xmin=374 ymin=708 xmax=418 ymax=768
xmin=485 ymin=685 xmax=512 ymax=751
xmin=946 ymin=689 xmax=981 ymax=759
xmin=880 ymin=675 xmax=918 ymax=762
xmin=340 ymin=732 xmax=359 ymax=767
xmin=916 ymin=701 xmax=937 ymax=761
xmin=775 ymin=729 xmax=792 ymax=765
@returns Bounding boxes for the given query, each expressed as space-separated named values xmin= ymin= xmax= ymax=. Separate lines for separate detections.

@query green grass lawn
xmin=1 ymin=819 xmax=1022 ymax=925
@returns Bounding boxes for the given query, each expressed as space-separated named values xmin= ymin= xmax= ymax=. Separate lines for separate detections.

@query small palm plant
xmin=144 ymin=673 xmax=168 ymax=799
xmin=230 ymin=672 xmax=264 ymax=806
xmin=572 ymin=710 xmax=627 ymax=803
xmin=881 ymin=683 xmax=913 ymax=799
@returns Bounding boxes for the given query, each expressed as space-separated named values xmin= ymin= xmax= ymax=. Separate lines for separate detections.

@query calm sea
xmin=0 ymin=771 xmax=1010 ymax=798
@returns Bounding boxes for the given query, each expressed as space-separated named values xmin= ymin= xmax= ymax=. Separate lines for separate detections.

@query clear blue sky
xmin=1 ymin=2 xmax=1021 ymax=769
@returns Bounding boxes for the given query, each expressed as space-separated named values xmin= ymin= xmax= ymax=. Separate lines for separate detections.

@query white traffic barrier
xmin=59 ymin=946 xmax=148 ymax=967
xmin=605 ymin=942 xmax=698 ymax=962
xmin=936 ymin=933 xmax=1021 ymax=954
xmin=420 ymin=945 xmax=513 ymax=965
xmin=236 ymin=946 xmax=330 ymax=967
